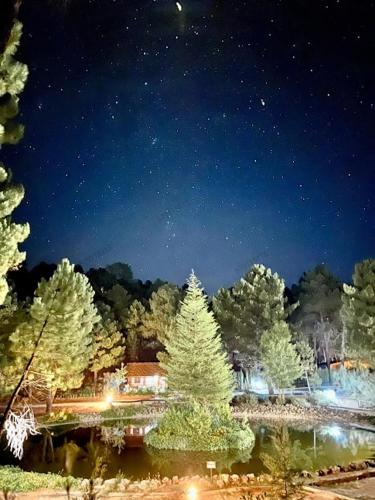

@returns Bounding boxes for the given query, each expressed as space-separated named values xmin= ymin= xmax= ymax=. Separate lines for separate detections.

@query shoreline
xmin=1 ymin=459 xmax=375 ymax=498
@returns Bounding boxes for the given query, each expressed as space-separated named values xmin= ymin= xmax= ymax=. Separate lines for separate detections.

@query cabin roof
xmin=127 ymin=362 xmax=166 ymax=377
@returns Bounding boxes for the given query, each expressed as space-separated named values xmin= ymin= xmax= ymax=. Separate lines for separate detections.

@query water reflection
xmin=318 ymin=425 xmax=375 ymax=457
xmin=146 ymin=446 xmax=254 ymax=475
xmin=1 ymin=420 xmax=373 ymax=480
xmin=100 ymin=426 xmax=126 ymax=453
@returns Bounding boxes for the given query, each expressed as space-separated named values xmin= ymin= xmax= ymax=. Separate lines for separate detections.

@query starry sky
xmin=3 ymin=0 xmax=374 ymax=292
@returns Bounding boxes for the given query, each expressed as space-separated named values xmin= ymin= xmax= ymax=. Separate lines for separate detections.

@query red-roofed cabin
xmin=126 ymin=362 xmax=167 ymax=392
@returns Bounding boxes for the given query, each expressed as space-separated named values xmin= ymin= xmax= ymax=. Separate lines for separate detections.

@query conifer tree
xmin=341 ymin=259 xmax=375 ymax=363
xmin=89 ymin=302 xmax=125 ymax=394
xmin=0 ymin=21 xmax=29 ymax=305
xmin=0 ymin=166 xmax=29 ymax=304
xmin=260 ymin=427 xmax=312 ymax=498
xmin=140 ymin=283 xmax=182 ymax=345
xmin=292 ymin=265 xmax=343 ymax=365
xmin=295 ymin=339 xmax=315 ymax=393
xmin=105 ymin=284 xmax=132 ymax=327
xmin=125 ymin=299 xmax=145 ymax=361
xmin=10 ymin=259 xmax=99 ymax=411
xmin=0 ymin=21 xmax=28 ymax=146
xmin=213 ymin=264 xmax=293 ymax=364
xmin=260 ymin=321 xmax=303 ymax=398
xmin=162 ymin=271 xmax=234 ymax=406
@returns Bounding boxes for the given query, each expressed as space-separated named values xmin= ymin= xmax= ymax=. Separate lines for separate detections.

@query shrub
xmin=0 ymin=466 xmax=79 ymax=492
xmin=103 ymin=366 xmax=127 ymax=394
xmin=232 ymin=393 xmax=259 ymax=407
xmin=39 ymin=410 xmax=76 ymax=425
xmin=288 ymin=397 xmax=310 ymax=408
xmin=58 ymin=386 xmax=95 ymax=398
xmin=309 ymin=370 xmax=323 ymax=388
xmin=145 ymin=402 xmax=255 ymax=451
xmin=332 ymin=367 xmax=375 ymax=407
xmin=100 ymin=405 xmax=139 ymax=419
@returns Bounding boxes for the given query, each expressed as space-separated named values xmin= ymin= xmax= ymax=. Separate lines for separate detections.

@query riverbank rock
xmin=220 ymin=473 xmax=230 ymax=484
xmin=100 ymin=478 xmax=118 ymax=493
xmin=118 ymin=478 xmax=131 ymax=491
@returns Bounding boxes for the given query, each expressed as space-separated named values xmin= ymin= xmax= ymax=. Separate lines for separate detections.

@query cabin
xmin=126 ymin=362 xmax=167 ymax=392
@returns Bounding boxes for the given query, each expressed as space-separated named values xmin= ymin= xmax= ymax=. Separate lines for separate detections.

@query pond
xmin=1 ymin=419 xmax=375 ymax=480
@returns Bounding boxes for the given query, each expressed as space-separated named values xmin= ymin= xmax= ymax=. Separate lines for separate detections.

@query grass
xmin=0 ymin=466 xmax=80 ymax=492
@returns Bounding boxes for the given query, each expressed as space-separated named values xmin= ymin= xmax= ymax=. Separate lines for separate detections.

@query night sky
xmin=3 ymin=0 xmax=374 ymax=292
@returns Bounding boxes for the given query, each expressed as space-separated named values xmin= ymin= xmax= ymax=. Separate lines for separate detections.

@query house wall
xmin=128 ymin=375 xmax=167 ymax=390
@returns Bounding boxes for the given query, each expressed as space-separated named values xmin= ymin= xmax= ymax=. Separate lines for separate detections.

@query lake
xmin=1 ymin=419 xmax=375 ymax=480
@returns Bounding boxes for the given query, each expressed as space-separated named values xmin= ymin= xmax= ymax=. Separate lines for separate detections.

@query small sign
xmin=206 ymin=461 xmax=216 ymax=469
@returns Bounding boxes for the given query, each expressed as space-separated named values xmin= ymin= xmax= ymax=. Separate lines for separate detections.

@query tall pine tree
xmin=0 ymin=167 xmax=29 ymax=304
xmin=125 ymin=299 xmax=145 ymax=361
xmin=140 ymin=283 xmax=182 ymax=345
xmin=162 ymin=271 xmax=234 ymax=406
xmin=291 ymin=265 xmax=342 ymax=367
xmin=213 ymin=264 xmax=293 ymax=364
xmin=0 ymin=21 xmax=28 ymax=146
xmin=10 ymin=259 xmax=99 ymax=411
xmin=341 ymin=259 xmax=375 ymax=363
xmin=0 ymin=21 xmax=29 ymax=305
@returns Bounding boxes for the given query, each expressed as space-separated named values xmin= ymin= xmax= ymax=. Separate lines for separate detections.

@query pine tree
xmin=213 ymin=264 xmax=293 ymax=364
xmin=260 ymin=321 xmax=303 ymax=398
xmin=105 ymin=262 xmax=133 ymax=283
xmin=341 ymin=259 xmax=375 ymax=363
xmin=105 ymin=284 xmax=132 ymax=327
xmin=0 ymin=21 xmax=29 ymax=304
xmin=125 ymin=300 xmax=145 ymax=361
xmin=9 ymin=259 xmax=99 ymax=411
xmin=0 ymin=21 xmax=28 ymax=146
xmin=260 ymin=427 xmax=312 ymax=498
xmin=295 ymin=339 xmax=315 ymax=393
xmin=292 ymin=265 xmax=342 ymax=326
xmin=162 ymin=271 xmax=234 ymax=406
xmin=0 ymin=293 xmax=26 ymax=370
xmin=141 ymin=283 xmax=182 ymax=345
xmin=89 ymin=302 xmax=125 ymax=394
xmin=292 ymin=265 xmax=343 ymax=367
xmin=0 ymin=165 xmax=29 ymax=305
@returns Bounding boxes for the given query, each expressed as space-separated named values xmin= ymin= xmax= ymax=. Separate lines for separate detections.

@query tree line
xmin=0 ymin=20 xmax=374 ymax=415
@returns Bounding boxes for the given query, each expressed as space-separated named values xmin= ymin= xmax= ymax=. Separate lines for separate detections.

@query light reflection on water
xmin=1 ymin=419 xmax=374 ymax=480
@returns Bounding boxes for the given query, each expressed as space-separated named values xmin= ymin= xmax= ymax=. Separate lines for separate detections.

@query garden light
xmin=186 ymin=485 xmax=198 ymax=499
xmin=105 ymin=392 xmax=113 ymax=406
xmin=324 ymin=389 xmax=336 ymax=401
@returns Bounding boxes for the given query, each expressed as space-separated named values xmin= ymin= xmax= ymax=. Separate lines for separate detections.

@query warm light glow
xmin=105 ymin=393 xmax=113 ymax=405
xmin=186 ymin=485 xmax=198 ymax=499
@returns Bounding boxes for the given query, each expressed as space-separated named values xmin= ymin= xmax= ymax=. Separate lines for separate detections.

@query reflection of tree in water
xmin=260 ymin=426 xmax=312 ymax=498
xmin=317 ymin=425 xmax=375 ymax=456
xmin=41 ymin=428 xmax=55 ymax=463
xmin=146 ymin=446 xmax=254 ymax=475
xmin=86 ymin=428 xmax=109 ymax=478
xmin=39 ymin=428 xmax=109 ymax=478
xmin=100 ymin=425 xmax=125 ymax=453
